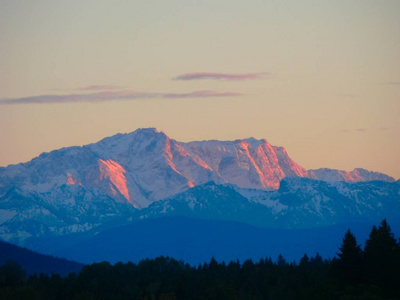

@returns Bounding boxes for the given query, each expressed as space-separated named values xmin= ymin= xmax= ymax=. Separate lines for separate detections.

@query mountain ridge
xmin=1 ymin=128 xmax=398 ymax=248
xmin=1 ymin=128 xmax=394 ymax=208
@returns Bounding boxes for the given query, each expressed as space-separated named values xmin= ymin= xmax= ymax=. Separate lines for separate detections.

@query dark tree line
xmin=1 ymin=219 xmax=399 ymax=299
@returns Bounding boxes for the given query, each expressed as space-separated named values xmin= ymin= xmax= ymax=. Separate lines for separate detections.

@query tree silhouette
xmin=336 ymin=229 xmax=363 ymax=285
xmin=364 ymin=219 xmax=400 ymax=297
xmin=0 ymin=260 xmax=26 ymax=286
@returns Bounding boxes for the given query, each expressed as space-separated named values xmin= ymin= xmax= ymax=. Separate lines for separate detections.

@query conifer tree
xmin=336 ymin=229 xmax=363 ymax=285
xmin=364 ymin=219 xmax=400 ymax=297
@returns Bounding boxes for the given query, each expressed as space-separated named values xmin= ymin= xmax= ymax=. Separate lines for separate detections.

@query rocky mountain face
xmin=0 ymin=128 xmax=397 ymax=247
xmin=0 ymin=185 xmax=135 ymax=245
xmin=182 ymin=138 xmax=309 ymax=190
xmin=139 ymin=180 xmax=400 ymax=229
xmin=24 ymin=179 xmax=400 ymax=260
xmin=308 ymin=168 xmax=396 ymax=183
xmin=0 ymin=128 xmax=313 ymax=210
xmin=2 ymin=128 xmax=392 ymax=208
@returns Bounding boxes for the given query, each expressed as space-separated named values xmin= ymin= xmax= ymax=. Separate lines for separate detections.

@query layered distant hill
xmin=0 ymin=128 xmax=398 ymax=262
xmin=0 ymin=240 xmax=82 ymax=276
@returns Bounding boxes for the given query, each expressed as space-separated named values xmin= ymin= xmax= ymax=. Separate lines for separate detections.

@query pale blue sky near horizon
xmin=0 ymin=0 xmax=399 ymax=178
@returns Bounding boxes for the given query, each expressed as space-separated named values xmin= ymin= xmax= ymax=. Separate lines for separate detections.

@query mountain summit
xmin=0 ymin=128 xmax=394 ymax=210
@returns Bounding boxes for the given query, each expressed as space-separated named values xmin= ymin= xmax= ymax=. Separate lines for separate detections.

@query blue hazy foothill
xmin=27 ymin=216 xmax=394 ymax=266
xmin=0 ymin=240 xmax=83 ymax=276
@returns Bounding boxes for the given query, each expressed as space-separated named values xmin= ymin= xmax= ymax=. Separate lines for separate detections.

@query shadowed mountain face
xmin=140 ymin=180 xmax=400 ymax=229
xmin=0 ymin=128 xmax=397 ymax=248
xmin=2 ymin=178 xmax=399 ymax=252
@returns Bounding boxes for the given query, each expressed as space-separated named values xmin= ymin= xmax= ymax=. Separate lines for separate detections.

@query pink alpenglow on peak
xmin=66 ymin=173 xmax=80 ymax=185
xmin=0 ymin=128 xmax=395 ymax=211
xmin=182 ymin=138 xmax=308 ymax=190
xmin=98 ymin=159 xmax=131 ymax=203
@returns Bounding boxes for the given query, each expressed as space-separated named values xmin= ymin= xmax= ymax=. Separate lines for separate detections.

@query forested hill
xmin=1 ymin=220 xmax=400 ymax=299
xmin=0 ymin=240 xmax=83 ymax=276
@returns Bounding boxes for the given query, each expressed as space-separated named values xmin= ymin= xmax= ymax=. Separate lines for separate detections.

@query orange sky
xmin=0 ymin=1 xmax=399 ymax=179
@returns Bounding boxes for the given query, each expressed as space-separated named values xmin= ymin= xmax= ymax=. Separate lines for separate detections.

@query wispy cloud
xmin=382 ymin=82 xmax=400 ymax=85
xmin=174 ymin=72 xmax=268 ymax=81
xmin=0 ymin=90 xmax=241 ymax=105
xmin=336 ymin=93 xmax=357 ymax=98
xmin=341 ymin=127 xmax=395 ymax=133
xmin=340 ymin=128 xmax=368 ymax=133
xmin=77 ymin=85 xmax=124 ymax=91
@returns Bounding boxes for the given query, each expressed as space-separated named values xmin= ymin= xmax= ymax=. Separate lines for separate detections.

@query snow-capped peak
xmin=0 ymin=128 xmax=395 ymax=211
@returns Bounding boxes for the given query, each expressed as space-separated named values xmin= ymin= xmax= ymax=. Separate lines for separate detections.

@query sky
xmin=0 ymin=0 xmax=399 ymax=179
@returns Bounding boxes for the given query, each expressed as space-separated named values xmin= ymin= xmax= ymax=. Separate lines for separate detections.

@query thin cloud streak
xmin=174 ymin=72 xmax=268 ymax=81
xmin=77 ymin=85 xmax=124 ymax=91
xmin=336 ymin=93 xmax=357 ymax=98
xmin=355 ymin=128 xmax=367 ymax=132
xmin=340 ymin=128 xmax=368 ymax=133
xmin=0 ymin=90 xmax=241 ymax=105
xmin=383 ymin=82 xmax=400 ymax=85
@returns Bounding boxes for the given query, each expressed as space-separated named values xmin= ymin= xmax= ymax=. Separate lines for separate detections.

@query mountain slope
xmin=0 ymin=128 xmax=397 ymax=247
xmin=17 ymin=178 xmax=398 ymax=261
xmin=0 ymin=185 xmax=136 ymax=245
xmin=48 ymin=217 xmax=385 ymax=265
xmin=139 ymin=182 xmax=274 ymax=228
xmin=1 ymin=128 xmax=394 ymax=210
xmin=182 ymin=138 xmax=308 ymax=189
xmin=0 ymin=240 xmax=83 ymax=276
xmin=308 ymin=168 xmax=395 ymax=183
xmin=141 ymin=180 xmax=400 ymax=228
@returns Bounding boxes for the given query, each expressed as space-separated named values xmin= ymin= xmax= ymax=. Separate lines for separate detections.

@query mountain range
xmin=0 ymin=128 xmax=398 ymax=263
